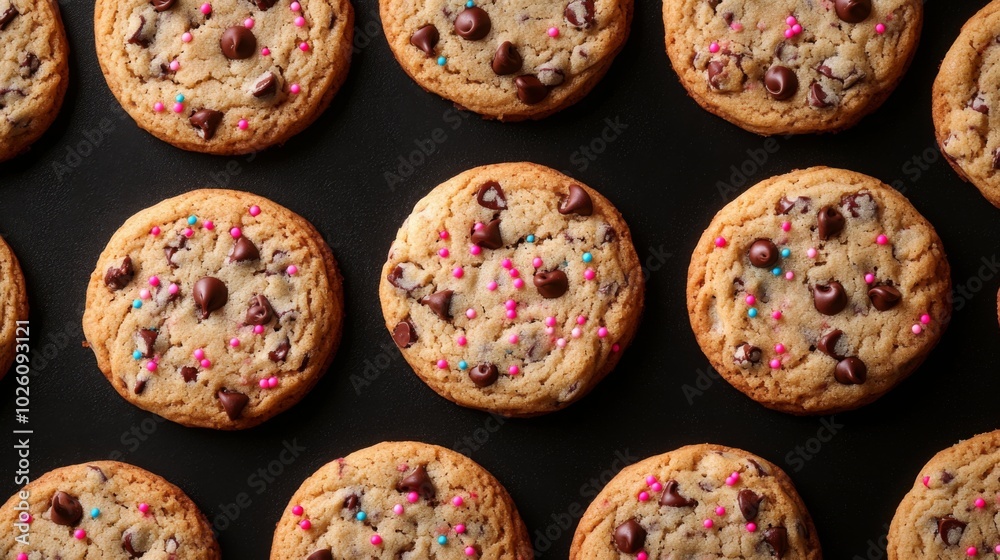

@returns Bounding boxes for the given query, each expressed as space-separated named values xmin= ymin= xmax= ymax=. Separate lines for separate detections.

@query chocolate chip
xmin=192 ymin=277 xmax=228 ymax=319
xmin=764 ymin=526 xmax=788 ymax=558
xmin=613 ymin=519 xmax=646 ymax=553
xmin=469 ymin=363 xmax=499 ymax=387
xmin=455 ymin=7 xmax=491 ymax=40
xmin=993 ymin=149 xmax=1000 ymax=171
xmin=660 ymin=480 xmax=697 ymax=507
xmin=251 ymin=0 xmax=276 ymax=9
xmin=221 ymin=26 xmax=257 ymax=59
xmin=306 ymin=551 xmax=333 ymax=560
xmin=393 ymin=318 xmax=417 ymax=348
xmin=180 ymin=366 xmax=198 ymax=382
xmin=190 ymin=109 xmax=224 ymax=140
xmin=564 ymin=0 xmax=594 ymax=28
xmin=132 ymin=376 xmax=145 ymax=394
xmin=396 ymin=465 xmax=435 ymax=499
xmin=138 ymin=328 xmax=158 ymax=358
xmin=834 ymin=357 xmax=867 ymax=384
xmin=764 ymin=66 xmax=798 ymax=101
xmin=387 ymin=266 xmax=408 ymax=289
xmin=707 ymin=60 xmax=725 ymax=89
xmin=817 ymin=205 xmax=845 ymax=240
xmin=737 ymin=489 xmax=763 ymax=521
xmin=492 ymin=41 xmax=522 ymax=75
xmin=559 ymin=185 xmax=593 ymax=216
xmin=88 ymin=465 xmax=108 ymax=482
xmin=534 ymin=270 xmax=569 ymax=298
xmin=152 ymin=0 xmax=176 ymax=11
xmin=246 ymin=295 xmax=274 ymax=325
xmin=122 ymin=531 xmax=147 ymax=557
xmin=269 ymin=339 xmax=291 ymax=362
xmin=941 ymin=471 xmax=954 ymax=484
xmin=19 ymin=53 xmax=40 ymax=78
xmin=49 ymin=491 xmax=83 ymax=526
xmin=515 ymin=75 xmax=548 ymax=105
xmin=472 ymin=218 xmax=503 ymax=249
xmin=814 ymin=281 xmax=848 ymax=315
xmin=476 ymin=181 xmax=507 ymax=209
xmin=748 ymin=239 xmax=778 ymax=268
xmin=775 ymin=196 xmax=811 ymax=214
xmin=734 ymin=343 xmax=762 ymax=368
xmin=218 ymin=389 xmax=249 ymax=420
xmin=420 ymin=290 xmax=454 ymax=320
xmin=868 ymin=285 xmax=902 ymax=311
xmin=251 ymin=72 xmax=278 ymax=97
xmin=835 ymin=0 xmax=872 ymax=23
xmin=809 ymin=82 xmax=833 ymax=108
xmin=0 ymin=7 xmax=18 ymax=30
xmin=127 ymin=15 xmax=151 ymax=47
xmin=817 ymin=330 xmax=845 ymax=359
xmin=938 ymin=515 xmax=966 ymax=545
xmin=748 ymin=459 xmax=769 ymax=476
xmin=410 ymin=24 xmax=439 ymax=56
xmin=105 ymin=256 xmax=135 ymax=290
xmin=970 ymin=93 xmax=989 ymax=115
xmin=840 ymin=191 xmax=875 ymax=217
xmin=343 ymin=494 xmax=360 ymax=510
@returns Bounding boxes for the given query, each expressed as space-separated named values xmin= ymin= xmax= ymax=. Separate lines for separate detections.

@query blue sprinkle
xmin=748 ymin=308 xmax=758 ymax=318
xmin=458 ymin=360 xmax=468 ymax=370
xmin=133 ymin=350 xmax=143 ymax=360
xmin=465 ymin=0 xmax=474 ymax=6
xmin=132 ymin=300 xmax=142 ymax=309
xmin=438 ymin=535 xmax=448 ymax=545
xmin=187 ymin=215 xmax=197 ymax=225
xmin=526 ymin=234 xmax=535 ymax=243
xmin=356 ymin=511 xmax=367 ymax=521
xmin=771 ymin=267 xmax=782 ymax=276
xmin=90 ymin=508 xmax=100 ymax=519
xmin=175 ymin=94 xmax=185 ymax=103
xmin=582 ymin=252 xmax=593 ymax=263
xmin=780 ymin=248 xmax=791 ymax=258
xmin=437 ymin=56 xmax=447 ymax=66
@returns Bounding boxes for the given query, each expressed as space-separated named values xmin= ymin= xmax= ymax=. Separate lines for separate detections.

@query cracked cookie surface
xmin=269 ymin=441 xmax=533 ymax=560
xmin=379 ymin=162 xmax=644 ymax=417
xmin=0 ymin=234 xmax=28 ymax=380
xmin=663 ymin=0 xmax=922 ymax=135
xmin=379 ymin=0 xmax=632 ymax=120
xmin=83 ymin=189 xmax=344 ymax=430
xmin=0 ymin=0 xmax=69 ymax=162
xmin=571 ymin=443 xmax=821 ymax=559
xmin=95 ymin=0 xmax=353 ymax=155
xmin=0 ymin=461 xmax=220 ymax=560
xmin=687 ymin=167 xmax=950 ymax=414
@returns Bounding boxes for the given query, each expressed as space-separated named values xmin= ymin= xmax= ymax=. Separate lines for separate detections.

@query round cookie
xmin=0 ymin=460 xmax=220 ymax=559
xmin=0 ymin=0 xmax=69 ymax=162
xmin=379 ymin=162 xmax=644 ymax=417
xmin=0 ymin=234 xmax=28 ymax=380
xmin=933 ymin=1 xmax=1000 ymax=209
xmin=94 ymin=0 xmax=354 ymax=155
xmin=687 ymin=167 xmax=950 ymax=414
xmin=82 ymin=189 xmax=344 ymax=430
xmin=663 ymin=0 xmax=922 ymax=135
xmin=379 ymin=0 xmax=633 ymax=121
xmin=270 ymin=441 xmax=533 ymax=559
xmin=888 ymin=430 xmax=1000 ymax=558
xmin=571 ymin=444 xmax=821 ymax=559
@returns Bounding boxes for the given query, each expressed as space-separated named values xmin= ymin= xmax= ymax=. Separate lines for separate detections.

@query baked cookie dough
xmin=0 ymin=234 xmax=28 ymax=380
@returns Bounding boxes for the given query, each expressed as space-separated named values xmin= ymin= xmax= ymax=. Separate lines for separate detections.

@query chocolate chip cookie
xmin=571 ymin=443 xmax=821 ymax=559
xmin=270 ymin=441 xmax=533 ymax=559
xmin=0 ymin=461 xmax=220 ymax=559
xmin=379 ymin=162 xmax=644 ymax=417
xmin=379 ymin=0 xmax=633 ymax=120
xmin=94 ymin=0 xmax=354 ymax=155
xmin=688 ymin=167 xmax=951 ymax=414
xmin=83 ymin=189 xmax=344 ymax=429
xmin=933 ymin=1 xmax=1000 ymax=209
xmin=888 ymin=430 xmax=1000 ymax=558
xmin=663 ymin=0 xmax=922 ymax=135
xmin=0 ymin=0 xmax=70 ymax=162
xmin=0 ymin=234 xmax=28 ymax=380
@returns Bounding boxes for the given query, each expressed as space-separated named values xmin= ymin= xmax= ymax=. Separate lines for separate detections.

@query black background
xmin=2 ymin=0 xmax=998 ymax=558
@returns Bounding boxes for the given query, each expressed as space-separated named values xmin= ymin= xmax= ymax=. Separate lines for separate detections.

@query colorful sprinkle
xmin=470 ymin=245 xmax=482 ymax=255
xmin=194 ymin=349 xmax=205 ymax=360
xmin=920 ymin=314 xmax=931 ymax=325
xmin=244 ymin=18 xmax=254 ymax=29
xmin=292 ymin=505 xmax=304 ymax=516
xmin=453 ymin=267 xmax=464 ymax=278
xmin=771 ymin=267 xmax=782 ymax=276
xmin=299 ymin=520 xmax=311 ymax=530
xmin=154 ymin=102 xmax=165 ymax=112
xmin=230 ymin=227 xmax=242 ymax=238
xmin=509 ymin=334 xmax=519 ymax=344
xmin=556 ymin=338 xmax=567 ymax=348
xmin=438 ymin=535 xmax=448 ymax=545
xmin=966 ymin=547 xmax=977 ymax=557
xmin=151 ymin=226 xmax=161 ymax=236
xmin=582 ymin=252 xmax=593 ymax=263
xmin=547 ymin=27 xmax=559 ymax=37
xmin=204 ymin=220 xmax=214 ymax=230
xmin=807 ymin=247 xmax=817 ymax=258
xmin=169 ymin=60 xmax=180 ymax=71
xmin=875 ymin=23 xmax=886 ymax=34
xmin=976 ymin=498 xmax=987 ymax=509
xmin=238 ymin=119 xmax=249 ymax=130
xmin=785 ymin=271 xmax=795 ymax=280
xmin=865 ymin=273 xmax=875 ymax=284
xmin=133 ymin=350 xmax=142 ymax=360
xmin=439 ymin=248 xmax=451 ymax=258
xmin=200 ymin=2 xmax=211 ymax=14
xmin=133 ymin=299 xmax=142 ymax=309
xmin=747 ymin=308 xmax=758 ymax=318
xmin=774 ymin=343 xmax=785 ymax=354
xmin=290 ymin=1 xmax=301 ymax=10
xmin=598 ymin=327 xmax=608 ymax=338
xmin=139 ymin=289 xmax=151 ymax=300
xmin=922 ymin=476 xmax=930 ymax=488
xmin=176 ymin=94 xmax=185 ymax=103
xmin=294 ymin=16 xmax=305 ymax=26
xmin=709 ymin=41 xmax=720 ymax=53
xmin=703 ymin=519 xmax=714 ymax=529
xmin=771 ymin=311 xmax=782 ymax=320
xmin=138 ymin=503 xmax=150 ymax=514
xmin=781 ymin=221 xmax=791 ymax=232
xmin=465 ymin=547 xmax=477 ymax=557
xmin=780 ymin=248 xmax=791 ymax=258
xmin=290 ymin=83 xmax=301 ymax=94
xmin=90 ymin=507 xmax=100 ymax=518
xmin=287 ymin=265 xmax=298 ymax=275
xmin=299 ymin=42 xmax=310 ymax=51
xmin=230 ymin=338 xmax=240 ymax=348
xmin=532 ymin=257 xmax=543 ymax=268
xmin=437 ymin=56 xmax=447 ymax=66
xmin=356 ymin=511 xmax=367 ymax=521
xmin=200 ymin=359 xmax=211 ymax=368
xmin=876 ymin=234 xmax=888 ymax=245
xmin=638 ymin=491 xmax=650 ymax=502
xmin=584 ymin=268 xmax=596 ymax=280
xmin=173 ymin=102 xmax=184 ymax=113
xmin=769 ymin=358 xmax=781 ymax=369
xmin=715 ymin=506 xmax=726 ymax=516
xmin=183 ymin=227 xmax=194 ymax=238
xmin=508 ymin=365 xmax=520 ymax=375
xmin=146 ymin=361 xmax=157 ymax=372
xmin=526 ymin=234 xmax=536 ymax=243
xmin=912 ymin=324 xmax=922 ymax=335
xmin=168 ymin=283 xmax=179 ymax=295
xmin=407 ymin=492 xmax=419 ymax=503
xmin=17 ymin=554 xmax=27 ymax=560
xmin=393 ymin=504 xmax=404 ymax=515
xmin=261 ymin=47 xmax=271 ymax=56
xmin=74 ymin=529 xmax=86 ymax=540
xmin=714 ymin=236 xmax=727 ymax=247
xmin=456 ymin=335 xmax=467 ymax=346
xmin=437 ymin=359 xmax=448 ymax=369
xmin=745 ymin=295 xmax=756 ymax=306
xmin=371 ymin=535 xmax=383 ymax=546
xmin=746 ymin=522 xmax=757 ymax=532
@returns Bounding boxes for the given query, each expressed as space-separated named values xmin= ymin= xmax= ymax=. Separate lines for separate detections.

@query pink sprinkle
xmin=138 ymin=503 xmax=150 ymax=514
xmin=168 ymin=283 xmax=179 ymax=295
xmin=709 ymin=41 xmax=720 ymax=53
xmin=505 ymin=300 xmax=517 ymax=310
xmin=439 ymin=230 xmax=449 ymax=239
xmin=703 ymin=519 xmax=714 ymax=529
xmin=259 ymin=379 xmax=268 ymax=388
xmin=18 ymin=554 xmax=28 ymax=560
xmin=771 ymin=311 xmax=782 ymax=320
xmin=792 ymin=23 xmax=802 ymax=34
xmin=912 ymin=324 xmax=922 ymax=335
xmin=638 ymin=491 xmax=649 ymax=502
xmin=261 ymin=47 xmax=271 ymax=56
xmin=532 ymin=257 xmax=543 ymax=268
xmin=509 ymin=334 xmax=519 ymax=344
xmin=598 ymin=327 xmax=608 ymax=338
xmin=183 ymin=227 xmax=194 ymax=238
xmin=200 ymin=359 xmax=211 ymax=368
xmin=154 ymin=102 xmax=165 ymax=112
xmin=470 ymin=245 xmax=482 ymax=256
xmin=545 ymin=316 xmax=556 ymax=327
xmin=254 ymin=325 xmax=264 ymax=334
xmin=269 ymin=376 xmax=278 ymax=388
xmin=452 ymin=496 xmax=464 ymax=507
xmin=486 ymin=281 xmax=497 ymax=291
xmin=74 ymin=529 xmax=86 ymax=540
xmin=393 ymin=504 xmax=404 ymax=515
xmin=746 ymin=522 xmax=757 ymax=532
xmin=577 ymin=316 xmax=586 ymax=325
xmin=775 ymin=343 xmax=785 ymax=354
xmin=807 ymin=248 xmax=817 ymax=258
xmin=584 ymin=268 xmax=596 ymax=280
xmin=556 ymin=338 xmax=567 ymax=348
xmin=508 ymin=365 xmax=519 ymax=375
xmin=745 ymin=295 xmax=756 ymax=305
xmin=501 ymin=258 xmax=513 ymax=269
xmin=438 ymin=248 xmax=450 ymax=258
xmin=456 ymin=335 xmax=467 ymax=346
xmin=173 ymin=102 xmax=184 ymax=113
xmin=547 ymin=27 xmax=559 ymax=37
xmin=781 ymin=221 xmax=791 ymax=232
xmin=784 ymin=28 xmax=794 ymax=38
xmin=290 ymin=83 xmax=301 ymax=94
xmin=287 ymin=265 xmax=298 ymax=275
xmin=645 ymin=475 xmax=656 ymax=485
xmin=204 ymin=220 xmax=215 ymax=230
xmin=786 ymin=16 xmax=797 ymax=25
xmin=465 ymin=309 xmax=476 ymax=319
xmin=637 ymin=554 xmax=648 ymax=560
xmin=506 ymin=310 xmax=517 ymax=319
xmin=194 ymin=349 xmax=205 ymax=360
xmin=976 ymin=498 xmax=987 ymax=508
xmin=407 ymin=492 xmax=419 ymax=503
xmin=865 ymin=273 xmax=875 ymax=284
xmin=715 ymin=236 xmax=727 ymax=248
xmin=966 ymin=547 xmax=977 ymax=557
xmin=146 ymin=361 xmax=157 ymax=372
xmin=299 ymin=520 xmax=311 ymax=530
xmin=612 ymin=343 xmax=620 ymax=353
xmin=294 ymin=16 xmax=305 ymax=26
xmin=995 ymin=545 xmax=1000 ymax=554
xmin=290 ymin=1 xmax=301 ymax=10
xmin=715 ymin=506 xmax=726 ymax=516
xmin=200 ymin=2 xmax=211 ymax=14
xmin=292 ymin=505 xmax=304 ymax=516
xmin=465 ymin=547 xmax=477 ymax=557
xmin=230 ymin=227 xmax=242 ymax=238
xmin=731 ymin=22 xmax=743 ymax=31
xmin=299 ymin=42 xmax=310 ymax=52
xmin=149 ymin=276 xmax=160 ymax=287
xmin=650 ymin=482 xmax=662 ymax=492
xmin=876 ymin=234 xmax=888 ymax=245
xmin=513 ymin=278 xmax=525 ymax=289
xmin=456 ymin=524 xmax=466 ymax=533
xmin=785 ymin=271 xmax=795 ymax=280
xmin=509 ymin=268 xmax=520 ymax=278
xmin=922 ymin=476 xmax=930 ymax=488
xmin=453 ymin=267 xmax=464 ymax=278
xmin=230 ymin=338 xmax=240 ymax=348
xmin=151 ymin=226 xmax=161 ymax=236
xmin=769 ymin=359 xmax=781 ymax=369
xmin=920 ymin=314 xmax=931 ymax=325
xmin=238 ymin=119 xmax=249 ymax=130
xmin=876 ymin=23 xmax=886 ymax=34
xmin=169 ymin=60 xmax=180 ymax=71
xmin=139 ymin=289 xmax=151 ymax=300
xmin=570 ymin=327 xmax=581 ymax=339
xmin=437 ymin=359 xmax=448 ymax=369
xmin=473 ymin=222 xmax=484 ymax=231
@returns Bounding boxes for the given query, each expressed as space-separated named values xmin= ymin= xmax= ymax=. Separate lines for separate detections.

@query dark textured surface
xmin=1 ymin=1 xmax=997 ymax=558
